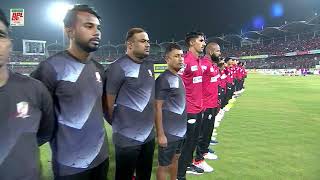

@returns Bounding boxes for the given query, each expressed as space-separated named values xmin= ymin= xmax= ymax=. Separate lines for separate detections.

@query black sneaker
xmin=186 ymin=164 xmax=204 ymax=175
xmin=210 ymin=140 xmax=219 ymax=145
xmin=177 ymin=176 xmax=187 ymax=180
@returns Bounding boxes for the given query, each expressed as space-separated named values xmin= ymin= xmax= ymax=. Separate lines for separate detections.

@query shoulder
xmin=11 ymin=72 xmax=47 ymax=91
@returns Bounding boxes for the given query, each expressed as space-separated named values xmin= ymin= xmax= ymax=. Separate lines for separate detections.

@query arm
xmin=106 ymin=94 xmax=116 ymax=121
xmin=155 ymin=100 xmax=167 ymax=147
xmin=36 ymin=82 xmax=55 ymax=146
xmin=105 ymin=62 xmax=125 ymax=124
xmin=30 ymin=61 xmax=57 ymax=145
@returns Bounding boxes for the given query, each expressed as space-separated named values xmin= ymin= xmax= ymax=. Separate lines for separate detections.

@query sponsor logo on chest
xmin=191 ymin=65 xmax=198 ymax=71
xmin=193 ymin=76 xmax=202 ymax=84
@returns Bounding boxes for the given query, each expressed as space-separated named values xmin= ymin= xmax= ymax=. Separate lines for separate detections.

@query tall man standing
xmin=177 ymin=31 xmax=206 ymax=179
xmin=105 ymin=28 xmax=155 ymax=180
xmin=194 ymin=42 xmax=221 ymax=172
xmin=31 ymin=5 xmax=109 ymax=180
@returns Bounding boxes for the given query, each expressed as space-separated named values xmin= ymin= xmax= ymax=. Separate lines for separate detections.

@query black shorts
xmin=158 ymin=139 xmax=184 ymax=166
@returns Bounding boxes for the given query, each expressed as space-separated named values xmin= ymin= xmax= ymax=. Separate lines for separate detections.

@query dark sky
xmin=2 ymin=0 xmax=320 ymax=49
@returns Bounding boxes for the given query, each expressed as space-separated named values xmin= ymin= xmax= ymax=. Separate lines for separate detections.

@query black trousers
xmin=195 ymin=108 xmax=218 ymax=161
xmin=54 ymin=159 xmax=109 ymax=180
xmin=177 ymin=113 xmax=203 ymax=178
xmin=235 ymin=79 xmax=240 ymax=91
xmin=219 ymin=86 xmax=227 ymax=109
xmin=240 ymin=79 xmax=244 ymax=90
xmin=226 ymin=83 xmax=234 ymax=104
xmin=115 ymin=139 xmax=155 ymax=180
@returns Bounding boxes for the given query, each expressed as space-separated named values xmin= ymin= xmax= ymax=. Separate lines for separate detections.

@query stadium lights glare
xmin=48 ymin=2 xmax=73 ymax=26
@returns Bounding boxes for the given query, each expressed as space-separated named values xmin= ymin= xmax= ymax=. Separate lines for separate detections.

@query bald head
xmin=205 ymin=42 xmax=219 ymax=54
xmin=205 ymin=42 xmax=221 ymax=62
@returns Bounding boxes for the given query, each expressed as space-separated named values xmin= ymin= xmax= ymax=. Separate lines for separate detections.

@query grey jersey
xmin=0 ymin=71 xmax=54 ymax=180
xmin=31 ymin=51 xmax=108 ymax=176
xmin=155 ymin=70 xmax=187 ymax=142
xmin=106 ymin=55 xmax=155 ymax=147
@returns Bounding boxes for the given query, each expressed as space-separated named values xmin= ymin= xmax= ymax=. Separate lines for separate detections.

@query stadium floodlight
xmin=48 ymin=2 xmax=73 ymax=48
xmin=48 ymin=2 xmax=73 ymax=26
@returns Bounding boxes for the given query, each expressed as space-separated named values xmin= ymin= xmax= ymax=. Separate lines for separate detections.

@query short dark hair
xmin=0 ymin=9 xmax=9 ymax=28
xmin=63 ymin=5 xmax=101 ymax=28
xmin=165 ymin=43 xmax=182 ymax=56
xmin=224 ymin=57 xmax=233 ymax=63
xmin=126 ymin=27 xmax=146 ymax=41
xmin=185 ymin=31 xmax=205 ymax=47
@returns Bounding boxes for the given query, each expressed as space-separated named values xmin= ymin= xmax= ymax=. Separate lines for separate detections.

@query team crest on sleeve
xmin=16 ymin=101 xmax=30 ymax=118
xmin=95 ymin=72 xmax=102 ymax=83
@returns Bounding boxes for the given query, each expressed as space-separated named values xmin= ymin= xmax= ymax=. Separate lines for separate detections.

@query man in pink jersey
xmin=177 ymin=31 xmax=206 ymax=179
xmin=225 ymin=57 xmax=235 ymax=110
xmin=193 ymin=42 xmax=221 ymax=173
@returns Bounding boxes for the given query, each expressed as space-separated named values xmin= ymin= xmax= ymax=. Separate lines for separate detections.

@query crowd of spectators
xmin=243 ymin=54 xmax=319 ymax=69
xmin=223 ymin=36 xmax=320 ymax=57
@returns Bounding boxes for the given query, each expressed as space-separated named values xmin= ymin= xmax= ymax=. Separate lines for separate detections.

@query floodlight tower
xmin=48 ymin=2 xmax=73 ymax=48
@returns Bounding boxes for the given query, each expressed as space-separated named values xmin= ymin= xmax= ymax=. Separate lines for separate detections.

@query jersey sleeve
xmin=155 ymin=75 xmax=170 ymax=100
xmin=30 ymin=61 xmax=57 ymax=96
xmin=34 ymin=80 xmax=55 ymax=146
xmin=105 ymin=62 xmax=125 ymax=96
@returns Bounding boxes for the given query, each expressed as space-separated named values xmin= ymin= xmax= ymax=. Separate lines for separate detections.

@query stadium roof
xmin=223 ymin=34 xmax=242 ymax=43
xmin=308 ymin=15 xmax=320 ymax=24
xmin=242 ymin=31 xmax=266 ymax=39
xmin=207 ymin=36 xmax=230 ymax=44
xmin=204 ymin=16 xmax=320 ymax=44
xmin=280 ymin=21 xmax=315 ymax=33
xmin=260 ymin=27 xmax=287 ymax=37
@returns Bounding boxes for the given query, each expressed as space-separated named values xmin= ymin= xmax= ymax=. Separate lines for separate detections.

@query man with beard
xmin=0 ymin=9 xmax=54 ymax=180
xmin=193 ymin=42 xmax=220 ymax=172
xmin=105 ymin=28 xmax=155 ymax=180
xmin=224 ymin=57 xmax=235 ymax=111
xmin=31 ymin=5 xmax=109 ymax=180
xmin=215 ymin=58 xmax=228 ymax=124
xmin=177 ymin=31 xmax=206 ymax=179
xmin=155 ymin=43 xmax=187 ymax=180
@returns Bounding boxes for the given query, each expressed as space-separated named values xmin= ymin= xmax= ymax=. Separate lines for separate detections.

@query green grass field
xmin=40 ymin=73 xmax=320 ymax=180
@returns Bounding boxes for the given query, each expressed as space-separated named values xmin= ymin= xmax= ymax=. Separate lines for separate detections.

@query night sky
xmin=2 ymin=0 xmax=320 ymax=50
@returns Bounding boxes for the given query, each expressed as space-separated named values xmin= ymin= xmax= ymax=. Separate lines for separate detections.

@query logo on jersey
xmin=148 ymin=69 xmax=153 ymax=77
xmin=16 ymin=101 xmax=30 ymax=118
xmin=191 ymin=65 xmax=198 ymax=71
xmin=95 ymin=72 xmax=102 ymax=83
xmin=192 ymin=76 xmax=202 ymax=84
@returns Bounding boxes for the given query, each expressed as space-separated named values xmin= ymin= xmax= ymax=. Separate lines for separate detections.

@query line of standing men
xmin=0 ymin=4 xmax=246 ymax=180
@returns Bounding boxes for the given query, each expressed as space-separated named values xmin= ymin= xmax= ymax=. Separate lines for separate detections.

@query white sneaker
xmin=212 ymin=131 xmax=217 ymax=136
xmin=194 ymin=160 xmax=214 ymax=173
xmin=223 ymin=106 xmax=230 ymax=112
xmin=216 ymin=111 xmax=225 ymax=122
xmin=214 ymin=121 xmax=220 ymax=128
xmin=204 ymin=152 xmax=218 ymax=160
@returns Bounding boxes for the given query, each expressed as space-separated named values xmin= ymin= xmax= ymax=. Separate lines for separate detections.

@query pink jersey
xmin=226 ymin=66 xmax=234 ymax=84
xmin=179 ymin=51 xmax=203 ymax=114
xmin=219 ymin=68 xmax=227 ymax=90
xmin=201 ymin=56 xmax=219 ymax=109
